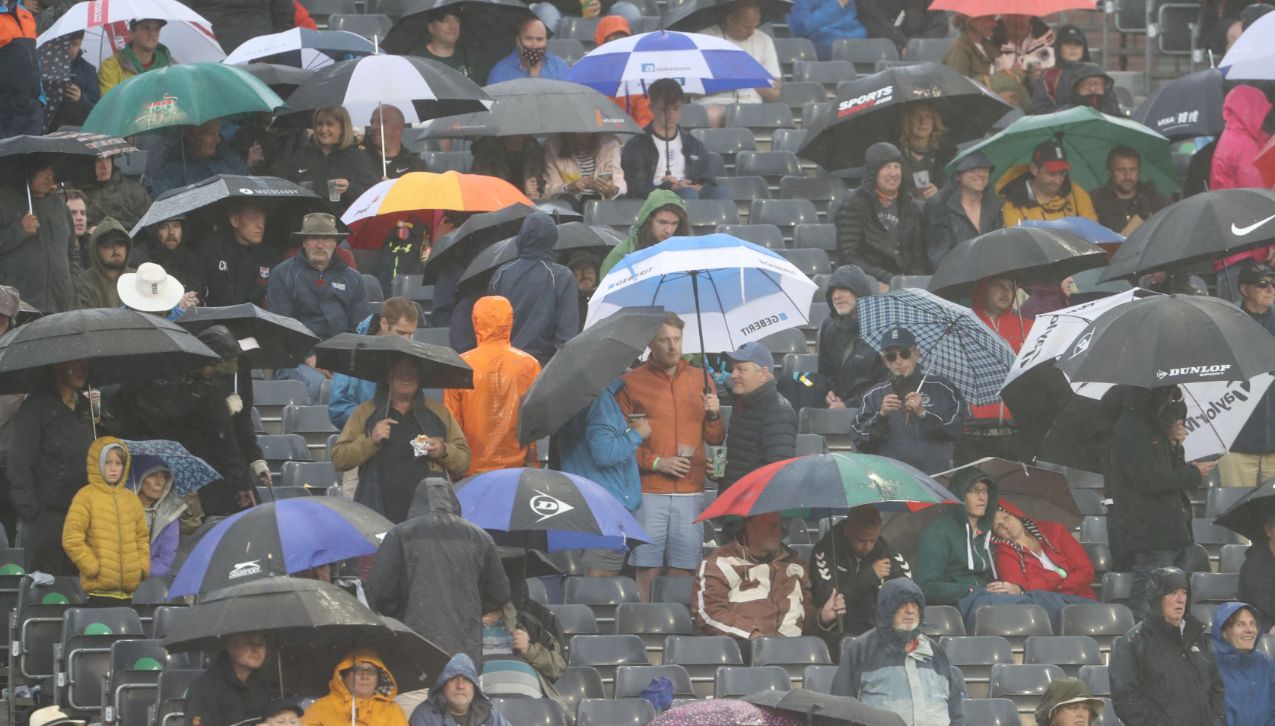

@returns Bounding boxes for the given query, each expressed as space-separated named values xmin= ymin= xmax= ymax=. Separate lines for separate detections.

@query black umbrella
xmin=927 ymin=226 xmax=1108 ymax=298
xmin=1057 ymin=294 xmax=1275 ymax=387
xmin=282 ymin=616 xmax=451 ymax=695
xmin=129 ymin=174 xmax=323 ymax=236
xmin=1099 ymin=189 xmax=1275 ymax=285
xmin=1215 ymin=477 xmax=1275 ymax=543
xmin=240 ymin=63 xmax=316 ymax=98
xmin=314 ymin=333 xmax=474 ymax=389
xmin=162 ymin=576 xmax=390 ymax=652
xmin=665 ymin=0 xmax=794 ymax=31
xmin=742 ymin=689 xmax=907 ymax=726
xmin=798 ymin=63 xmax=1013 ymax=171
xmin=1132 ymin=68 xmax=1225 ymax=140
xmin=176 ymin=304 xmax=320 ymax=369
xmin=517 ymin=307 xmax=668 ymax=444
xmin=0 ymin=130 xmax=137 ymax=161
xmin=424 ymin=203 xmax=537 ymax=283
xmin=459 ymin=221 xmax=619 ymax=285
xmin=383 ymin=0 xmax=536 ymax=74
xmin=0 ymin=309 xmax=219 ymax=395
xmin=413 ymin=78 xmax=645 ymax=140
xmin=1001 ymin=361 xmax=1114 ymax=472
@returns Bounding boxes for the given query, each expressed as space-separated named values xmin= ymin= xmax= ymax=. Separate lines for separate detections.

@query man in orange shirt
xmin=616 ymin=313 xmax=725 ymax=601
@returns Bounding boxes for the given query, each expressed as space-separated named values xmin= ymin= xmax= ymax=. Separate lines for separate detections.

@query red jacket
xmin=992 ymin=502 xmax=1095 ymax=600
xmin=969 ymin=278 xmax=1029 ymax=423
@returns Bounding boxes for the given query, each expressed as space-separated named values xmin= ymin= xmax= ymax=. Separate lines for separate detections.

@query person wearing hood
xmin=989 ymin=502 xmax=1095 ymax=631
xmin=1111 ymin=567 xmax=1225 ymax=726
xmin=267 ymin=212 xmax=369 ymax=342
xmin=369 ymin=479 xmax=510 ymax=669
xmin=1033 ymin=676 xmax=1105 ymax=725
xmin=1211 ymin=84 xmax=1275 ymax=296
xmin=999 ymin=140 xmax=1097 ymax=227
xmin=923 ymin=151 xmax=1003 ymax=271
xmin=957 ymin=275 xmax=1031 ymax=464
xmin=0 ymin=156 xmax=79 ymax=313
xmin=599 ymin=188 xmax=689 ymax=277
xmin=97 ymin=18 xmax=170 ymax=96
xmin=302 ymin=648 xmax=408 ymax=726
xmin=1090 ymin=146 xmax=1171 ymax=237
xmin=594 ymin=16 xmax=653 ymax=127
xmin=818 ymin=264 xmax=887 ymax=409
xmin=444 ymin=296 xmax=541 ymax=475
xmin=410 ymin=652 xmax=511 ymax=726
xmin=185 ymin=632 xmax=278 ymax=726
xmin=126 ymin=455 xmax=195 ymax=577
xmin=130 ymin=215 xmax=207 ymax=297
xmin=151 ymin=118 xmax=252 ymax=197
xmin=78 ymin=216 xmax=133 ymax=309
xmin=82 ymin=155 xmax=150 ymax=233
xmin=1211 ymin=601 xmax=1275 ymax=726
xmin=1030 ymin=24 xmax=1091 ymax=113
xmin=719 ymin=341 xmax=796 ymax=490
xmin=487 ymin=212 xmax=579 ymax=365
xmin=831 ymin=578 xmax=965 ymax=725
xmin=61 ymin=437 xmax=149 ymax=603
xmin=1062 ymin=63 xmax=1121 ymax=115
xmin=809 ymin=504 xmax=910 ymax=643
xmin=835 ymin=142 xmax=924 ymax=286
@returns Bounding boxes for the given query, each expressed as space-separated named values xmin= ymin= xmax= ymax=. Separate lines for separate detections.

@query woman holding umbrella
xmin=281 ymin=106 xmax=378 ymax=216
xmin=127 ymin=455 xmax=202 ymax=577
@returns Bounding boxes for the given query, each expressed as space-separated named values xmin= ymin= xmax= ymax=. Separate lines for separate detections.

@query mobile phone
xmin=912 ymin=170 xmax=930 ymax=189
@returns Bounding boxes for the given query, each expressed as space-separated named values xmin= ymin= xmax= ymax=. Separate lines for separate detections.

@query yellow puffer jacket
xmin=61 ymin=437 xmax=150 ymax=596
xmin=302 ymin=648 xmax=408 ymax=726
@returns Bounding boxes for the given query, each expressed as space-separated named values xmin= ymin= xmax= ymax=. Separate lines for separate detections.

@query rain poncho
xmin=61 ymin=437 xmax=150 ymax=596
xmin=303 ymin=648 xmax=408 ymax=726
xmin=1211 ymin=85 xmax=1274 ymax=270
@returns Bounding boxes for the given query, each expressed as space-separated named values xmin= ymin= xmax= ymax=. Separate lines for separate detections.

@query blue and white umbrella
xmin=586 ymin=233 xmax=817 ymax=355
xmin=856 ymin=288 xmax=1014 ymax=405
xmin=566 ymin=30 xmax=776 ymax=97
xmin=122 ymin=439 xmax=219 ymax=497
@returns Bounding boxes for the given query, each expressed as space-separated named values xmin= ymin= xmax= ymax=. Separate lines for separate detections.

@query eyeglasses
xmin=350 ymin=665 xmax=379 ymax=677
xmin=883 ymin=349 xmax=912 ymax=363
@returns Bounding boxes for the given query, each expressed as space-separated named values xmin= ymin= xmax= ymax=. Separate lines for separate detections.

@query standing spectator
xmin=923 ymin=151 xmax=1002 ymax=271
xmin=412 ymin=9 xmax=486 ymax=84
xmin=818 ymin=264 xmax=887 ymax=409
xmin=0 ymin=287 xmax=24 ymax=542
xmin=202 ymin=199 xmax=278 ymax=307
xmin=1211 ymin=601 xmax=1275 ymax=726
xmin=487 ymin=18 xmax=569 ymax=83
xmin=302 ymin=648 xmax=408 ymax=726
xmin=126 ymin=455 xmax=191 ymax=578
xmin=542 ymin=132 xmax=626 ymax=208
xmin=1033 ymin=677 xmax=1106 ymax=726
xmin=1063 ymin=63 xmax=1121 ymax=115
xmin=151 ymin=119 xmax=251 ymax=196
xmin=944 ymin=14 xmax=999 ymax=84
xmin=98 ymin=19 xmax=171 ymax=96
xmin=593 ymin=17 xmax=653 ymax=127
xmin=831 ymin=578 xmax=965 ymax=725
xmin=851 ymin=327 xmax=966 ymax=474
xmin=366 ymin=104 xmax=426 ymax=180
xmin=956 ymin=276 xmax=1029 ymax=464
xmin=1219 ymin=263 xmax=1275 ymax=487
xmin=184 ymin=633 xmax=277 ymax=726
xmin=409 ymin=653 xmax=511 ymax=726
xmin=181 ymin=0 xmax=293 ymax=64
xmin=78 ymin=218 xmax=133 ymax=309
xmin=622 ymin=79 xmax=729 ymax=202
xmin=809 ymin=504 xmax=910 ymax=640
xmin=1031 ymin=24 xmax=1092 ymax=113
xmin=131 ymin=215 xmax=206 ymax=297
xmin=1212 ymin=85 xmax=1275 ymax=298
xmin=328 ymin=297 xmax=420 ymax=430
xmin=899 ymin=103 xmax=951 ymax=201
xmin=83 ymin=156 xmax=151 ymax=234
xmin=719 ymin=341 xmax=796 ymax=490
xmin=369 ymin=479 xmax=510 ymax=668
xmin=0 ymin=158 xmax=79 ymax=313
xmin=695 ymin=0 xmax=782 ymax=127
xmin=65 ymin=188 xmax=90 ymax=270
xmin=1111 ymin=567 xmax=1226 ymax=726
xmin=1091 ymin=146 xmax=1171 ymax=237
xmin=1240 ymin=509 xmax=1275 ymax=633
xmin=786 ymin=0 xmax=869 ymax=60
xmin=616 ymin=313 xmax=725 ymax=601
xmin=267 ymin=213 xmax=368 ymax=341
xmin=599 ymin=188 xmax=689 ymax=276
xmin=47 ymin=30 xmax=102 ymax=130
xmin=61 ymin=437 xmax=149 ymax=604
xmin=999 ymin=140 xmax=1097 ymax=226
xmin=835 ymin=142 xmax=924 ymax=287
xmin=0 ymin=0 xmax=40 ymax=138
xmin=280 ymin=107 xmax=379 ymax=217
xmin=444 ymin=296 xmax=541 ymax=475
xmin=487 ymin=212 xmax=580 ymax=366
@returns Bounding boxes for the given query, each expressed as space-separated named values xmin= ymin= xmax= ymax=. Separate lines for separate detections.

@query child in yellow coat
xmin=62 ymin=437 xmax=150 ymax=602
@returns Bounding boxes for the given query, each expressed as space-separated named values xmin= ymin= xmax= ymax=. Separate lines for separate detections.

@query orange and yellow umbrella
xmin=341 ymin=171 xmax=532 ymax=249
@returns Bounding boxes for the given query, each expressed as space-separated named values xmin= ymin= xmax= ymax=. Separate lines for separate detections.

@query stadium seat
xmin=889 ymin=274 xmax=931 ymax=290
xmin=584 ymin=198 xmax=645 ymax=231
xmin=684 ymin=199 xmax=739 ymax=234
xmin=280 ymin=460 xmax=338 ymax=492
xmin=361 ymin=273 xmax=386 ymax=302
xmin=735 ymin=151 xmax=802 ymax=184
xmin=576 ymin=698 xmax=655 ymax=726
xmin=664 ymin=635 xmax=743 ymax=698
xmin=282 ymin=405 xmax=338 ymax=461
xmin=923 ymin=605 xmax=966 ymax=638
xmin=252 ymin=379 xmax=311 ymax=433
xmin=1079 ymin=516 xmax=1108 ymax=544
xmin=422 ymin=151 xmax=472 ymax=173
xmin=1206 ymin=486 xmax=1254 ymax=517
xmin=961 ymin=698 xmax=1020 ymax=726
xmin=564 ymin=576 xmax=641 ymax=626
xmin=527 ymin=577 xmax=551 ymax=606
xmin=12 ymin=575 xmax=86 ymax=682
xmin=793 ymin=223 xmax=837 ymax=252
xmin=792 ymin=60 xmax=857 ymax=86
xmin=614 ymin=664 xmax=694 ymax=699
xmin=940 ymin=636 xmax=1013 ymax=698
xmin=795 ymin=433 xmax=825 ymax=456
xmin=651 ymin=576 xmax=693 ymax=607
xmin=1220 ymin=543 xmax=1249 ymax=573
xmin=412 ymin=326 xmax=451 ymax=347
xmin=779 ymin=175 xmax=845 ymax=208
xmin=905 ymin=37 xmax=953 ymax=63
xmin=679 ymin=103 xmax=711 ymax=129
xmin=154 ymin=668 xmax=203 ymax=726
xmin=1024 ymin=635 xmax=1102 ymax=677
xmin=771 ymin=128 xmax=808 ymax=154
xmin=489 ymin=697 xmax=567 ymax=726
xmin=750 ymin=199 xmax=819 ymax=239
xmin=988 ymin=663 xmax=1063 ymax=714
xmin=58 ymin=607 xmax=144 ymax=711
xmin=1072 ymin=489 xmax=1107 ymax=517
xmin=802 ymin=664 xmax=838 ymax=693
xmin=1190 ymin=572 xmax=1239 ymax=604
xmin=692 ymin=127 xmax=757 ymax=162
xmin=1100 ymin=571 xmax=1133 ymax=609
xmin=778 ymin=81 xmax=827 ymax=111
xmin=759 ymin=328 xmax=809 ymax=360
xmin=328 ymin=13 xmax=392 ymax=43
xmin=547 ymin=38 xmax=586 ymax=64
xmin=615 ymin=603 xmax=694 ymax=664
xmin=724 ymin=103 xmax=796 ymax=144
xmin=774 ymin=37 xmax=818 ymax=79
xmin=553 ymin=666 xmax=604 ymax=718
xmin=713 ymin=177 xmax=772 ymax=209
xmin=717 ymin=223 xmax=784 ymax=249
xmin=1078 ymin=664 xmax=1110 ymax=696
xmin=830 ymin=37 xmax=901 ymax=73
xmin=1066 ymin=468 xmax=1105 ymax=489
xmin=974 ymin=605 xmax=1053 ymax=652
xmin=1193 ymin=518 xmax=1247 ymax=562
xmin=777 ymin=248 xmax=831 ymax=277
xmin=713 ymin=665 xmax=791 ymax=698
xmin=104 ymin=639 xmax=169 ymax=725
xmin=566 ymin=635 xmax=649 ymax=696
xmin=1084 ymin=543 xmax=1112 ymax=576
xmin=547 ymin=604 xmax=599 ymax=637
xmin=801 ymin=100 xmax=832 ymax=129
xmin=1060 ymin=604 xmax=1135 ymax=659
xmin=149 ymin=606 xmax=189 ymax=640
xmin=547 ymin=550 xmax=585 ymax=578
xmin=257 ymin=433 xmax=312 ymax=482
xmin=557 ymin=16 xmax=601 ymax=42
xmin=798 ymin=406 xmax=856 ymax=449
xmin=750 ymin=636 xmax=832 ymax=685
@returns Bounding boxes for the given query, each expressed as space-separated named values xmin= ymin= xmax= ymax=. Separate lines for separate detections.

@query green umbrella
xmin=84 ymin=63 xmax=285 ymax=137
xmin=947 ymin=105 xmax=1178 ymax=193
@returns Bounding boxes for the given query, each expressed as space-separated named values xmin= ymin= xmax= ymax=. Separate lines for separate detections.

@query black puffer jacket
xmin=180 ymin=0 xmax=293 ymax=57
xmin=834 ymin=143 xmax=924 ymax=284
xmin=183 ymin=651 xmax=278 ymax=726
xmin=922 ymin=180 xmax=1004 ymax=272
xmin=1110 ymin=568 xmax=1225 ymax=726
xmin=816 ymin=265 xmax=887 ymax=404
xmin=721 ymin=380 xmax=796 ymax=490
xmin=809 ymin=528 xmax=909 ymax=638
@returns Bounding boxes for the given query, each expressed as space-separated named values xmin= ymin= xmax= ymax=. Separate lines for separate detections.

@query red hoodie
xmin=992 ymin=501 xmax=1096 ymax=600
xmin=970 ymin=278 xmax=1028 ymax=423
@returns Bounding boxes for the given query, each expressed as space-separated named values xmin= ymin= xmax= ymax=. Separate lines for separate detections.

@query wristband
xmin=653 ymin=457 xmax=661 ymax=471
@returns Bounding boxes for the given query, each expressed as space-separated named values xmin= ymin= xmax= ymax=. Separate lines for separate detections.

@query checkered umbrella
xmin=855 ymin=288 xmax=1014 ymax=405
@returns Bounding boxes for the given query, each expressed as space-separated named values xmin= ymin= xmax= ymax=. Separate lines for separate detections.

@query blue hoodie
xmin=559 ymin=379 xmax=644 ymax=511
xmin=328 ymin=314 xmax=378 ymax=428
xmin=1210 ymin=601 xmax=1275 ymax=726
xmin=409 ymin=653 xmax=511 ymax=726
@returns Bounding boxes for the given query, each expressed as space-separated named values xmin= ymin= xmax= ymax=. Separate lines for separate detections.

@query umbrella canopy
xmin=0 ymin=308 xmax=218 ymax=395
xmin=799 ymin=63 xmax=1012 ymax=171
xmin=1215 ymin=477 xmax=1275 ymax=543
xmin=122 ymin=439 xmax=219 ymax=497
xmin=314 ymin=333 xmax=473 ymax=388
xmin=567 ymin=30 xmax=775 ymax=97
xmin=517 ymin=307 xmax=668 ymax=444
xmin=162 ymin=576 xmax=389 ymax=652
xmin=1099 ymin=189 xmax=1275 ymax=283
xmin=586 ymin=234 xmax=817 ymax=355
xmin=455 ymin=468 xmax=650 ymax=551
xmin=414 ymin=78 xmax=645 ymax=140
xmin=168 ymin=497 xmax=393 ymax=597
xmin=742 ymin=690 xmax=908 ymax=726
xmin=129 ymin=174 xmax=322 ymax=236
xmin=697 ymin=453 xmax=958 ymax=521
xmin=929 ymin=0 xmax=1094 ymax=12
xmin=283 ymin=54 xmax=493 ymax=127
xmin=927 ymin=226 xmax=1107 ymax=298
xmin=664 ymin=0 xmax=794 ymax=31
xmin=83 ymin=63 xmax=284 ymax=137
xmin=176 ymin=304 xmax=320 ymax=369
xmin=461 ymin=221 xmax=618 ymax=286
xmin=38 ymin=0 xmax=224 ymax=67
xmin=1131 ymin=69 xmax=1226 ymax=140
xmin=947 ymin=106 xmax=1178 ymax=194
xmin=238 ymin=63 xmax=315 ymax=97
xmin=1018 ymin=216 xmax=1124 ymax=256
xmin=221 ymin=28 xmax=374 ymax=69
xmin=1220 ymin=10 xmax=1275 ymax=80
xmin=0 ymin=130 xmax=136 ymax=161
xmin=341 ymin=171 xmax=532 ymax=250
xmin=855 ymin=288 xmax=1015 ymax=405
xmin=283 ymin=616 xmax=450 ymax=695
xmin=423 ymin=203 xmax=537 ymax=282
xmin=383 ymin=0 xmax=536 ymax=73
xmin=652 ymin=698 xmax=802 ymax=726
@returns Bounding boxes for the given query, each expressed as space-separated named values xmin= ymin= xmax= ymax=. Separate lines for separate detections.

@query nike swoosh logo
xmin=297 ymin=168 xmax=308 ymax=174
xmin=1232 ymin=213 xmax=1275 ymax=236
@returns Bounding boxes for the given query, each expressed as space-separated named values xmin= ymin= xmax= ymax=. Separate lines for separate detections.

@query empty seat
xmin=724 ymin=103 xmax=795 ymax=138
xmin=1190 ymin=572 xmax=1239 ymax=604
xmin=778 ymin=81 xmax=827 ymax=110
xmin=149 ymin=606 xmax=189 ymax=640
xmin=548 ymin=604 xmax=599 ymax=637
xmin=777 ymin=248 xmax=831 ymax=277
xmin=664 ymin=635 xmax=743 ymax=698
xmin=795 ymin=433 xmax=825 ymax=456
xmin=793 ymin=223 xmax=837 ymax=251
xmin=1079 ymin=516 xmax=1108 ymax=544
xmin=1085 ymin=543 xmax=1112 ymax=576
xmin=365 ymin=0 xmax=410 ymax=17
xmin=282 ymin=405 xmax=338 ymax=461
xmin=750 ymin=199 xmax=820 ymax=238
xmin=1220 ymin=543 xmax=1250 ymax=573
xmin=691 ymin=127 xmax=757 ymax=160
xmin=1194 ymin=517 xmax=1247 ymax=549
xmin=59 ymin=607 xmax=144 ymax=711
xmin=328 ymin=12 xmax=392 ymax=42
xmin=576 ymin=697 xmax=655 ymax=726
xmin=547 ymin=38 xmax=586 ymax=64
xmin=803 ymin=664 xmax=838 ymax=694
xmin=558 ymin=16 xmax=601 ymax=42
xmin=584 ymin=198 xmax=646 ymax=230
xmin=1060 ymin=604 xmax=1135 ymax=658
xmin=829 ymin=37 xmax=901 ymax=73
xmin=750 ymin=636 xmax=832 ymax=684
xmin=252 ymin=379 xmax=310 ymax=433
xmin=1024 ymin=635 xmax=1102 ymax=677
xmin=1066 ymin=468 xmax=1105 ymax=489
xmin=684 ymin=199 xmax=740 ymax=234
xmin=14 ymin=575 xmax=87 ymax=680
xmin=361 ymin=273 xmax=386 ymax=302
xmin=778 ymin=175 xmax=845 ymax=209
xmin=257 ymin=433 xmax=312 ymax=480
xmin=940 ymin=635 xmax=1013 ymax=699
xmin=679 ymin=103 xmax=712 ymax=129
xmin=1078 ymin=664 xmax=1110 ymax=697
xmin=759 ymin=328 xmax=808 ymax=359
xmin=614 ymin=664 xmax=694 ymax=699
xmin=553 ymin=666 xmax=604 ymax=718
xmin=489 ymin=697 xmax=567 ymax=726
xmin=1072 ymin=489 xmax=1107 ymax=517
xmin=412 ymin=326 xmax=451 ymax=347
xmin=713 ymin=665 xmax=791 ymax=698
xmin=280 ymin=460 xmax=338 ymax=491
xmin=651 ymin=576 xmax=693 ymax=606
xmin=735 ymin=151 xmax=802 ymax=182
xmin=773 ymin=37 xmax=818 ymax=77
xmin=564 ymin=576 xmax=641 ymax=625
xmin=717 ymin=223 xmax=784 ymax=249
xmin=566 ymin=635 xmax=649 ymax=696
xmin=989 ymin=663 xmax=1063 ymax=713
xmin=793 ymin=60 xmax=857 ymax=85
xmin=771 ymin=128 xmax=808 ymax=154
xmin=798 ymin=406 xmax=856 ymax=449
xmin=1206 ymin=486 xmax=1254 ymax=517
xmin=961 ymin=698 xmax=1020 ymax=726
xmin=615 ymin=603 xmax=694 ymax=664
xmin=905 ymin=37 xmax=953 ymax=64
xmin=974 ymin=605 xmax=1053 ymax=654
xmin=105 ymin=638 xmax=170 ymax=726
xmin=923 ymin=605 xmax=966 ymax=637
xmin=712 ymin=177 xmax=771 ymax=205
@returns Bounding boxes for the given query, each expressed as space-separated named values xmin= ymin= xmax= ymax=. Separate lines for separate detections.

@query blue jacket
xmin=787 ymin=0 xmax=867 ymax=59
xmin=559 ymin=379 xmax=644 ymax=511
xmin=1211 ymin=601 xmax=1275 ymax=726
xmin=832 ymin=578 xmax=964 ymax=725
xmin=1231 ymin=305 xmax=1275 ymax=454
xmin=488 ymin=212 xmax=580 ymax=365
xmin=328 ymin=314 xmax=379 ymax=428
xmin=486 ymin=51 xmax=571 ymax=84
xmin=410 ymin=653 xmax=511 ymax=726
xmin=265 ymin=251 xmax=368 ymax=341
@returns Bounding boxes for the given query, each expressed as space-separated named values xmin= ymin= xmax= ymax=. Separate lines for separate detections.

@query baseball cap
xmin=1032 ymin=140 xmax=1070 ymax=173
xmin=1239 ymin=263 xmax=1275 ymax=286
xmin=952 ymin=150 xmax=994 ymax=174
xmin=1057 ymin=25 xmax=1087 ymax=47
xmin=882 ymin=326 xmax=917 ymax=350
xmin=724 ymin=341 xmax=773 ymax=369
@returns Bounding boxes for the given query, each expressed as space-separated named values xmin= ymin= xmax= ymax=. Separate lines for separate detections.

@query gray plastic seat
xmin=651 ymin=576 xmax=693 ymax=606
xmin=566 ymin=635 xmax=649 ymax=696
xmin=960 ymin=698 xmax=1020 ymax=726
xmin=1078 ymin=664 xmax=1110 ymax=696
xmin=576 ymin=698 xmax=655 ymax=726
xmin=750 ymin=636 xmax=831 ymax=684
xmin=940 ymin=635 xmax=1013 ymax=698
xmin=489 ymin=697 xmax=566 ymax=726
xmin=1220 ymin=544 xmax=1250 ymax=573
xmin=1060 ymin=604 xmax=1134 ymax=656
xmin=614 ymin=664 xmax=693 ymax=699
xmin=328 ymin=13 xmax=392 ymax=42
xmin=717 ymin=223 xmax=784 ymax=249
xmin=564 ymin=576 xmax=640 ymax=625
xmin=777 ymin=248 xmax=831 ymax=276
xmin=713 ymin=665 xmax=791 ymax=698
xmin=802 ymin=664 xmax=838 ymax=694
xmin=923 ymin=605 xmax=966 ymax=637
xmin=615 ymin=603 xmax=694 ymax=663
xmin=793 ymin=223 xmax=837 ymax=251
xmin=548 ymin=604 xmax=599 ymax=636
xmin=664 ymin=635 xmax=743 ymax=698
xmin=1024 ymin=635 xmax=1102 ymax=677
xmin=553 ymin=666 xmax=603 ymax=718
xmin=1190 ymin=572 xmax=1239 ymax=604
xmin=988 ymin=663 xmax=1063 ymax=712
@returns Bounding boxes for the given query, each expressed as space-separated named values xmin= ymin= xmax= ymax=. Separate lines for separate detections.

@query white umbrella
xmin=38 ymin=0 xmax=224 ymax=67
xmin=1220 ymin=10 xmax=1275 ymax=80
xmin=221 ymin=28 xmax=375 ymax=70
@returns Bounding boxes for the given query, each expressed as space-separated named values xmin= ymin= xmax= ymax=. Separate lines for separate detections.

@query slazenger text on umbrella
xmin=837 ymin=87 xmax=894 ymax=118
xmin=229 ymin=559 xmax=262 ymax=579
xmin=1157 ymin=365 xmax=1233 ymax=379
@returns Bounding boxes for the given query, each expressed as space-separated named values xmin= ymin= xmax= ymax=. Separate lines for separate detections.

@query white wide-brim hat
xmin=118 ymin=262 xmax=185 ymax=312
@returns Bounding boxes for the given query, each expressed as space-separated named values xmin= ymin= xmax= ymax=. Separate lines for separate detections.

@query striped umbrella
xmin=38 ymin=0 xmax=224 ymax=67
xmin=567 ymin=30 xmax=775 ymax=97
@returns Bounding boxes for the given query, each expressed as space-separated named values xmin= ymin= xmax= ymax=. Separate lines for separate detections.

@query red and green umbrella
xmin=696 ymin=452 xmax=958 ymax=522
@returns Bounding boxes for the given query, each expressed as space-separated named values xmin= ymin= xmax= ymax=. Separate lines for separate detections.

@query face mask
xmin=520 ymin=46 xmax=545 ymax=66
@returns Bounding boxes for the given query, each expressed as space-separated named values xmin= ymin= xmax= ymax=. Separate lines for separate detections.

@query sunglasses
xmin=883 ymin=349 xmax=912 ymax=363
xmin=1247 ymin=280 xmax=1273 ymax=289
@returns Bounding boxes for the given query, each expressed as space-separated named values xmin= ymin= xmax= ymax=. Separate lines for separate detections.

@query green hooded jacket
xmin=598 ymin=189 xmax=687 ymax=279
xmin=78 ymin=217 xmax=134 ymax=310
xmin=914 ymin=466 xmax=1000 ymax=606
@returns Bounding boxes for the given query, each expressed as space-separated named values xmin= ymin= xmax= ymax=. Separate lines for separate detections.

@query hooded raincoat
xmin=835 ymin=142 xmax=925 ymax=283
xmin=444 ymin=296 xmax=541 ymax=475
xmin=598 ymin=189 xmax=688 ymax=277
xmin=914 ymin=468 xmax=998 ymax=606
xmin=816 ymin=265 xmax=886 ymax=405
xmin=61 ymin=437 xmax=150 ymax=596
xmin=303 ymin=648 xmax=408 ymax=726
xmin=487 ymin=213 xmax=580 ymax=365
xmin=409 ymin=653 xmax=511 ymax=726
xmin=1211 ymin=85 xmax=1275 ymax=270
xmin=1210 ymin=601 xmax=1275 ymax=726
xmin=998 ymin=163 xmax=1098 ymax=227
xmin=991 ymin=501 xmax=1095 ymax=600
xmin=78 ymin=217 xmax=134 ymax=310
xmin=594 ymin=16 xmax=653 ymax=127
xmin=126 ymin=454 xmax=187 ymax=577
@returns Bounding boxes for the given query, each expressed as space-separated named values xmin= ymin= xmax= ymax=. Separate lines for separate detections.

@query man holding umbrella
xmin=0 ymin=155 xmax=79 ymax=313
xmin=999 ymin=140 xmax=1098 ymax=227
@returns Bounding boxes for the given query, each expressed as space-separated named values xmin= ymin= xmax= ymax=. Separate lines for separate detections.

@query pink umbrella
xmin=929 ymin=0 xmax=1094 ymax=14
xmin=651 ymin=699 xmax=801 ymax=726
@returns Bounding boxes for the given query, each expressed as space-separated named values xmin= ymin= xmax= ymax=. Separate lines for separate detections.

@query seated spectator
xmin=1212 ymin=601 xmax=1275 ymax=726
xmin=1020 ymin=277 xmax=1073 ymax=318
xmin=479 ymin=552 xmax=568 ymax=703
xmin=366 ymin=104 xmax=427 ymax=180
xmin=328 ymin=297 xmax=420 ymax=430
xmin=720 ymin=341 xmax=796 ymax=490
xmin=818 ymin=264 xmax=887 ymax=409
xmin=835 ymin=142 xmax=925 ymax=286
xmin=302 ymin=648 xmax=408 ymax=726
xmin=280 ymin=106 xmax=379 ymax=217
xmin=593 ymin=17 xmax=653 ymax=127
xmin=899 ymin=102 xmax=951 ymax=201
xmin=98 ymin=18 xmax=170 ymax=96
xmin=372 ymin=211 xmax=434 ymax=297
xmin=621 ymin=79 xmax=730 ymax=202
xmin=412 ymin=9 xmax=486 ymax=83
xmin=260 ymin=700 xmax=305 ymax=726
xmin=1000 ymin=140 xmax=1097 ymax=226
xmin=599 ymin=188 xmax=689 ymax=277
xmin=1031 ymin=24 xmax=1092 ymax=113
xmin=126 ymin=455 xmax=197 ymax=578
xmin=1091 ymin=146 xmax=1171 ymax=237
xmin=1239 ymin=509 xmax=1275 ymax=633
xmin=786 ymin=0 xmax=886 ymax=59
xmin=151 ymin=119 xmax=251 ymax=196
xmin=809 ymin=504 xmax=910 ymax=640
xmin=851 ymin=326 xmax=966 ymax=474
xmin=267 ymin=212 xmax=368 ymax=341
xmin=1065 ymin=63 xmax=1121 ymax=115
xmin=944 ymin=14 xmax=1000 ymax=84
xmin=991 ymin=503 xmax=1096 ymax=629
xmin=0 ymin=156 xmax=79 ymax=313
xmin=409 ymin=653 xmax=511 ymax=726
xmin=79 ymin=217 xmax=133 ymax=309
xmin=695 ymin=0 xmax=782 ymax=127
xmin=0 ymin=0 xmax=39 ymax=138
xmin=82 ymin=155 xmax=150 ymax=233
xmin=487 ymin=18 xmax=569 ymax=83
xmin=47 ymin=31 xmax=102 ymax=130
xmin=130 ymin=215 xmax=206 ymax=298
xmin=693 ymin=512 xmax=832 ymax=638
xmin=1111 ymin=567 xmax=1226 ymax=726
xmin=471 ymin=136 xmax=547 ymax=198
xmin=61 ymin=437 xmax=149 ymax=604
xmin=923 ymin=150 xmax=1003 ymax=271
xmin=185 ymin=632 xmax=277 ymax=726
xmin=831 ymin=578 xmax=965 ymax=724
xmin=487 ymin=212 xmax=580 ymax=365
xmin=1033 ymin=677 xmax=1106 ymax=726
xmin=542 ymin=132 xmax=627 ymax=207
xmin=231 ymin=112 xmax=307 ymax=177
